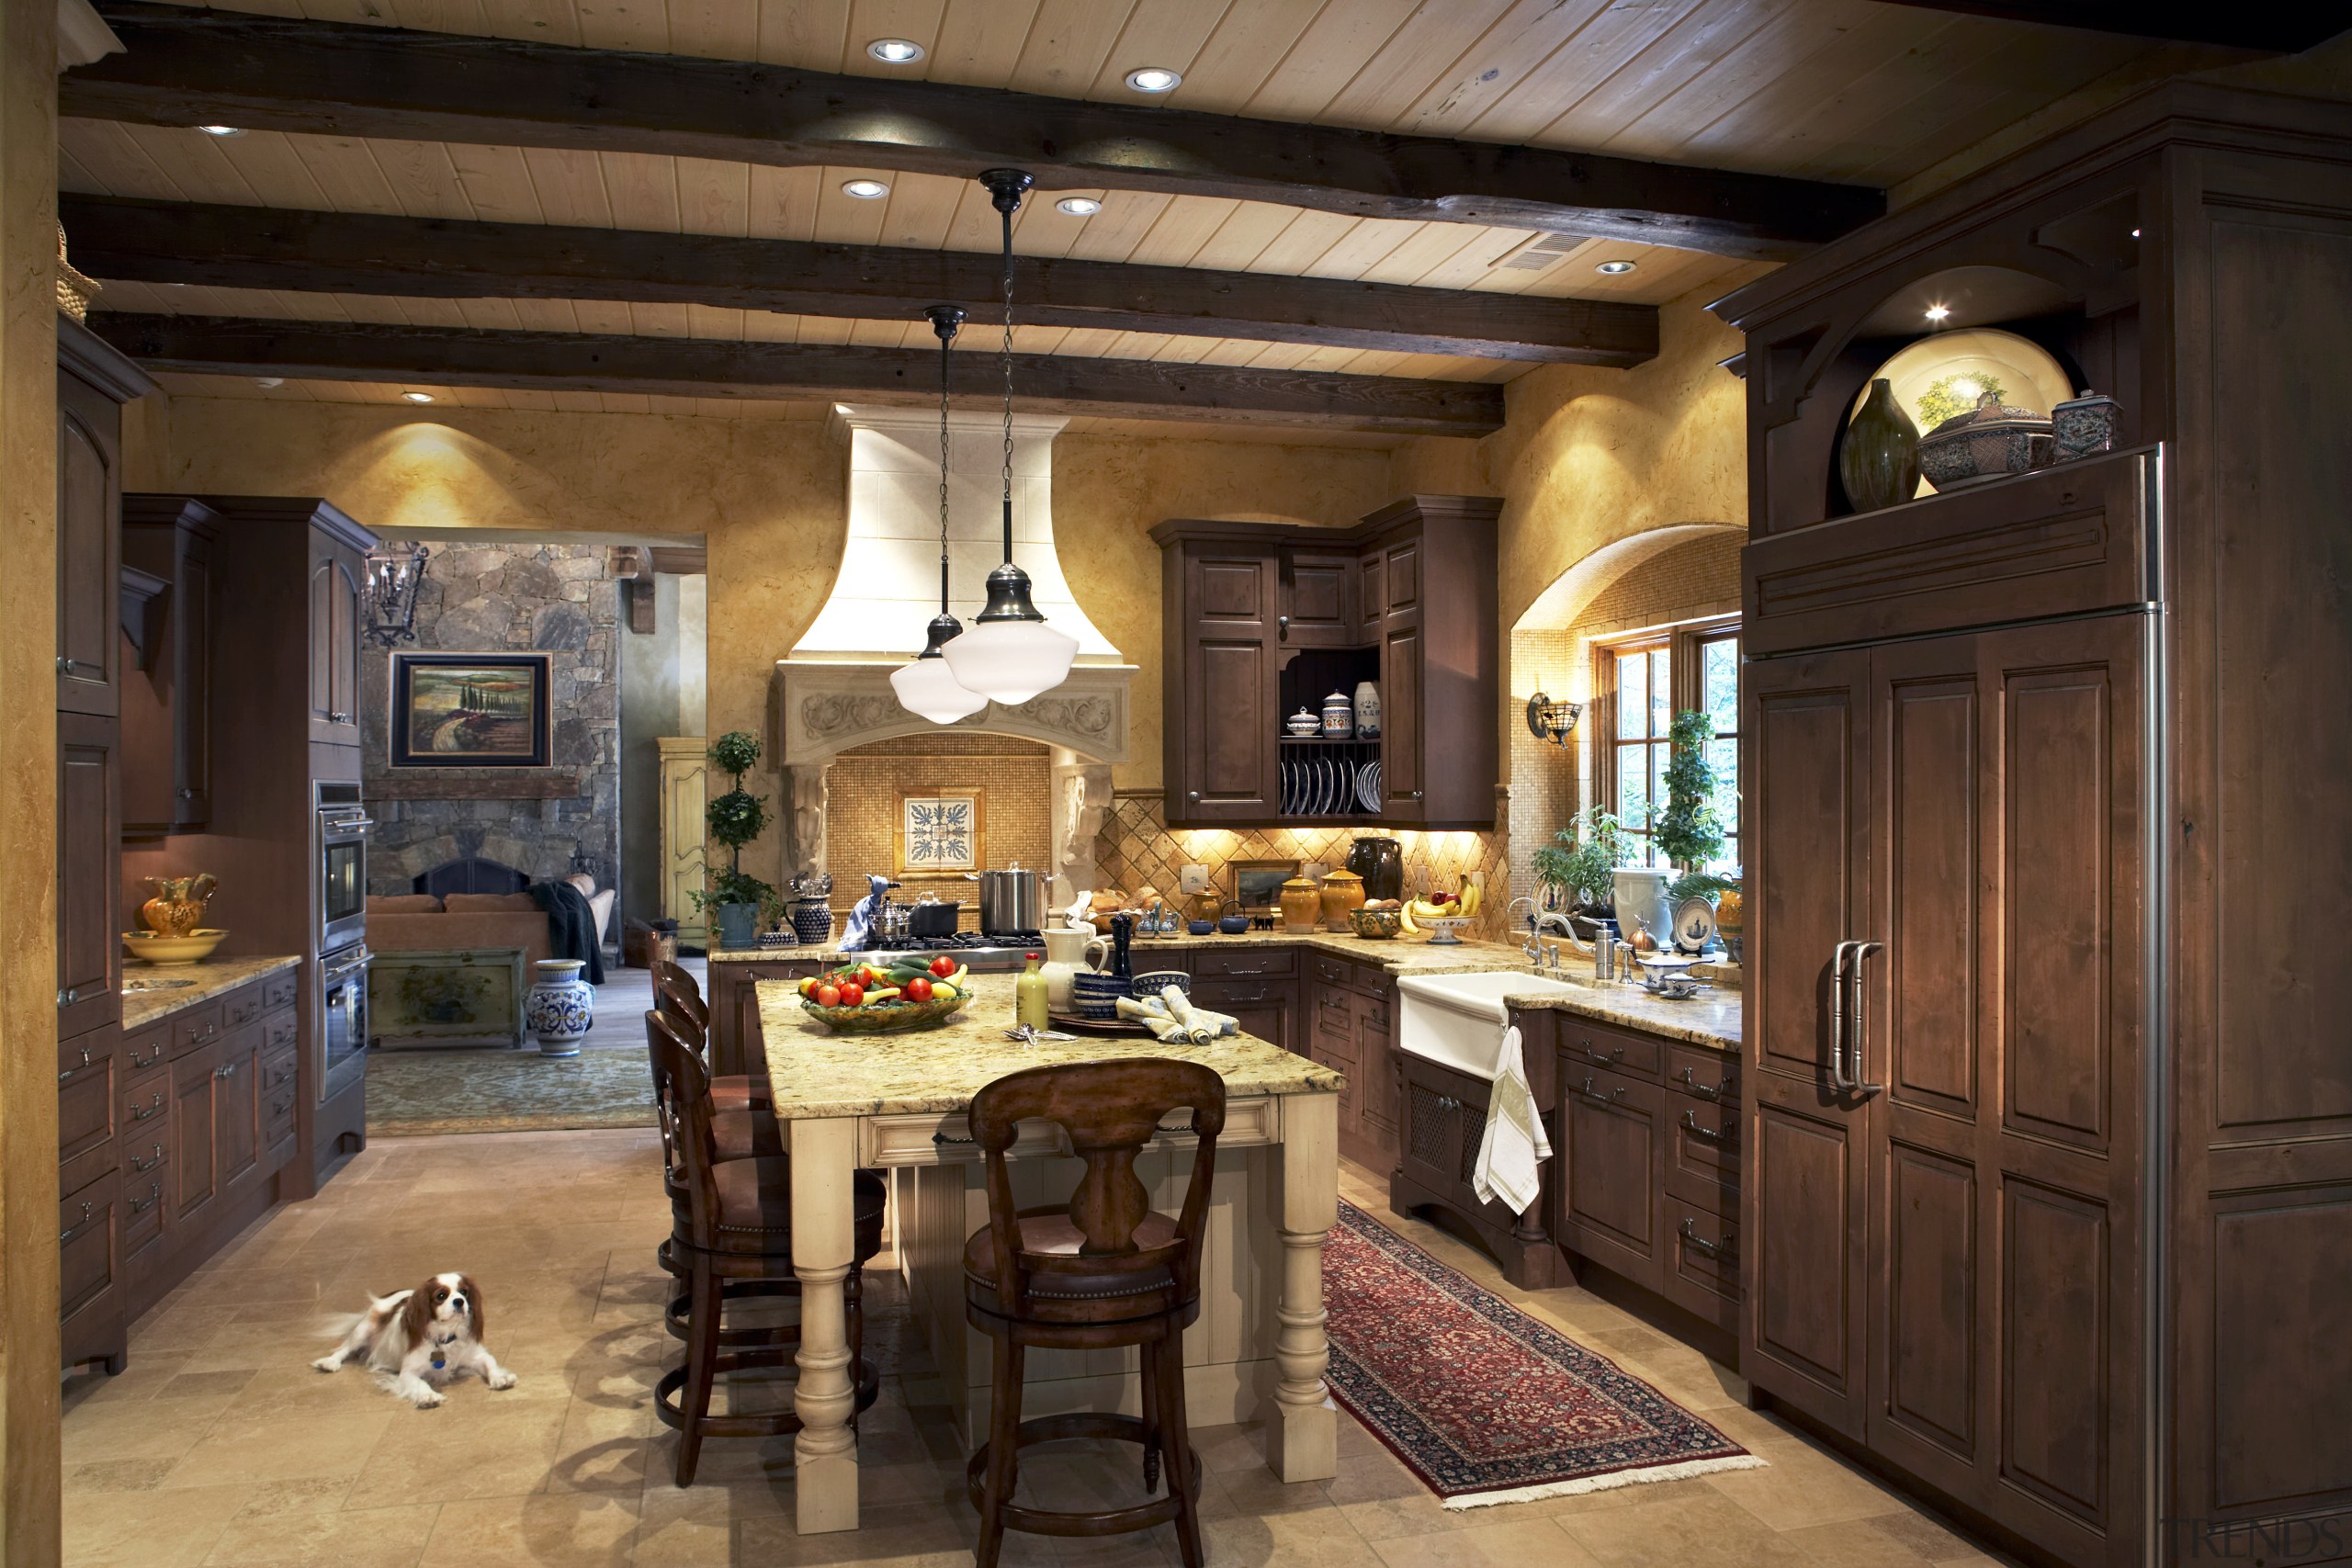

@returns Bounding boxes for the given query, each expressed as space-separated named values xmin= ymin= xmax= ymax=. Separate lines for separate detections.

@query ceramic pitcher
xmin=141 ymin=873 xmax=218 ymax=937
xmin=1040 ymin=923 xmax=1107 ymax=1013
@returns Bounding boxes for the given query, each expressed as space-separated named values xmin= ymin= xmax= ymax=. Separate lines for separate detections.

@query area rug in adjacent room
xmin=1323 ymin=1199 xmax=1763 ymax=1508
xmin=367 ymin=1048 xmax=654 ymax=1136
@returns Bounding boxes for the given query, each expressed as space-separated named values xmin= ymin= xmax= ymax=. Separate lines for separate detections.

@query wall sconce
xmin=1525 ymin=692 xmax=1582 ymax=748
xmin=363 ymin=542 xmax=432 ymax=648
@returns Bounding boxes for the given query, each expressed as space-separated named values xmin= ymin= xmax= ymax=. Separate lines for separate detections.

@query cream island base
xmin=755 ymin=976 xmax=1349 ymax=1536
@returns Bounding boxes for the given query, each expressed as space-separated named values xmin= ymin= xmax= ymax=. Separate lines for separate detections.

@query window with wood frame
xmin=1592 ymin=617 xmax=1741 ymax=872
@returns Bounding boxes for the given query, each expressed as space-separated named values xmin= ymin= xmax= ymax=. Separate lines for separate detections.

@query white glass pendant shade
xmin=941 ymin=616 xmax=1080 ymax=705
xmin=889 ymin=652 xmax=988 ymax=724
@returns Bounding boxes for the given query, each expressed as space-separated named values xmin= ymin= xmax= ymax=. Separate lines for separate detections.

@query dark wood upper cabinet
xmin=55 ymin=318 xmax=150 ymax=717
xmin=57 ymin=714 xmax=122 ymax=1040
xmin=1152 ymin=497 xmax=1498 ymax=829
xmin=308 ymin=534 xmax=363 ymax=746
xmin=120 ymin=500 xmax=219 ymax=834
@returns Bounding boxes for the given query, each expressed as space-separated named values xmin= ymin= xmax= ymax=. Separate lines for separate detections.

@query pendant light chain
xmin=939 ymin=312 xmax=954 ymax=615
xmin=1001 ymin=188 xmax=1016 ymax=560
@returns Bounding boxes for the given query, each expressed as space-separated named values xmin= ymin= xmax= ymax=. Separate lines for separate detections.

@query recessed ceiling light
xmin=1924 ymin=303 xmax=1951 ymax=322
xmin=842 ymin=178 xmax=890 ymax=200
xmin=1124 ymin=66 xmax=1182 ymax=93
xmin=1055 ymin=196 xmax=1102 ymax=217
xmin=1594 ymin=259 xmax=1637 ymax=276
xmin=196 ymin=124 xmax=244 ymax=137
xmin=401 ymin=390 xmax=435 ymax=403
xmin=2131 ymin=227 xmax=2142 ymax=238
xmin=865 ymin=37 xmax=924 ymax=63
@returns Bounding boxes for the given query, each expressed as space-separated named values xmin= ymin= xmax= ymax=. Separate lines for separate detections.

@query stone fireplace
xmin=773 ymin=404 xmax=1135 ymax=903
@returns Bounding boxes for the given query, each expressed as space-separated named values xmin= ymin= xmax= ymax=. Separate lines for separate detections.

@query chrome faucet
xmin=1507 ymin=897 xmax=1542 ymax=962
xmin=1532 ymin=910 xmax=1577 ymax=974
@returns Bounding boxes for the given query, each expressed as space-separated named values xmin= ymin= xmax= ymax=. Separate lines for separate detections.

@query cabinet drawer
xmin=263 ymin=1011 xmax=300 ymax=1055
xmin=1189 ymin=976 xmax=1293 ymax=1010
xmin=1311 ymin=984 xmax=1355 ymax=1040
xmin=1556 ymin=1020 xmax=1663 ymax=1080
xmin=121 ymin=1170 xmax=167 ymax=1258
xmin=121 ymin=1072 xmax=171 ymax=1135
xmin=1665 ymin=1043 xmax=1738 ymax=1107
xmin=172 ymin=1003 xmax=224 ymax=1058
xmin=1661 ymin=1196 xmax=1741 ymax=1314
xmin=222 ymin=984 xmax=264 ymax=1030
xmin=59 ymin=1168 xmax=120 ymax=1323
xmin=58 ymin=1032 xmax=118 ymax=1173
xmin=1307 ymin=953 xmax=1352 ymax=989
xmin=1555 ymin=1063 xmax=1665 ymax=1288
xmin=263 ymin=970 xmax=300 ymax=1013
xmin=1666 ymin=1099 xmax=1738 ymax=1204
xmin=1190 ymin=949 xmax=1296 ymax=980
xmin=123 ymin=1134 xmax=170 ymax=1183
xmin=263 ymin=1043 xmax=300 ymax=1152
xmin=121 ymin=1022 xmax=170 ymax=1075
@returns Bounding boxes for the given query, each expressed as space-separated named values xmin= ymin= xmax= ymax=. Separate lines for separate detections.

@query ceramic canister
xmin=1352 ymin=681 xmax=1382 ymax=739
xmin=1318 ymin=867 xmax=1366 ymax=932
xmin=1320 ymin=690 xmax=1354 ymax=739
xmin=1279 ymin=875 xmax=1323 ymax=934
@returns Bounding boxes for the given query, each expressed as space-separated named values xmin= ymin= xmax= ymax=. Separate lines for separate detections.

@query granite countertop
xmin=1476 ymin=978 xmax=1743 ymax=1054
xmin=754 ymin=973 xmax=1344 ymax=1121
xmin=712 ymin=931 xmax=1533 ymax=976
xmin=120 ymin=954 xmax=301 ymax=1030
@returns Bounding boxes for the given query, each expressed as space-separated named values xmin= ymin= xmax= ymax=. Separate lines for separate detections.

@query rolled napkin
xmin=1471 ymin=1024 xmax=1552 ymax=1214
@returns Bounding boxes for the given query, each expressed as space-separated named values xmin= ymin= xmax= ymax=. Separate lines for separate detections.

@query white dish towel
xmin=1472 ymin=1024 xmax=1552 ymax=1214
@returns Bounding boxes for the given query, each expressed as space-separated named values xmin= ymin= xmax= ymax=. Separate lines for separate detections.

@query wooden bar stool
xmin=652 ymin=958 xmax=772 ymax=1111
xmin=646 ymin=1010 xmax=788 ymax=1345
xmin=962 ymin=1059 xmax=1225 ymax=1568
xmin=644 ymin=1013 xmax=883 ymax=1483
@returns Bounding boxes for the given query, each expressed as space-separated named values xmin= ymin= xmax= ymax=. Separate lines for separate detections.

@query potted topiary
xmin=1657 ymin=709 xmax=1734 ymax=909
xmin=690 ymin=729 xmax=776 ymax=950
xmin=1532 ymin=807 xmax=1634 ymax=932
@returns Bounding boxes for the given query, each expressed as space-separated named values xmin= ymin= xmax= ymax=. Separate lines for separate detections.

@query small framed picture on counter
xmin=1230 ymin=858 xmax=1301 ymax=917
xmin=390 ymin=652 xmax=553 ymax=768
xmin=896 ymin=788 xmax=986 ymax=874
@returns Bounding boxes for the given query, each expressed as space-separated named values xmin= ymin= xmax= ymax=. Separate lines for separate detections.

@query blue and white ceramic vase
xmin=788 ymin=897 xmax=833 ymax=947
xmin=526 ymin=959 xmax=594 ymax=1056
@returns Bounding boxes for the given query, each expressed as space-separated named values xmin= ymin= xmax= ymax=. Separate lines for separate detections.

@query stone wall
xmin=364 ymin=540 xmax=623 ymax=897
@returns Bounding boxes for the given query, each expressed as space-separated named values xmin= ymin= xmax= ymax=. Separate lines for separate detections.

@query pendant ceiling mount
xmin=888 ymin=302 xmax=989 ymax=725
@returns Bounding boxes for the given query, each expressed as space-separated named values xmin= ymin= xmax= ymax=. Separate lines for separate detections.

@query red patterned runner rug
xmin=1323 ymin=1200 xmax=1764 ymax=1509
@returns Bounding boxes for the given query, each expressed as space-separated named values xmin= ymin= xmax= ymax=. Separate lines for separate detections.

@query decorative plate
xmin=1854 ymin=328 xmax=2075 ymax=499
xmin=1672 ymin=896 xmax=1718 ymax=953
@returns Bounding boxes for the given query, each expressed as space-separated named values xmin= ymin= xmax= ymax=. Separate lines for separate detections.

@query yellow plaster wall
xmin=125 ymin=398 xmax=1417 ymax=880
xmin=4 ymin=0 xmax=64 ymax=1553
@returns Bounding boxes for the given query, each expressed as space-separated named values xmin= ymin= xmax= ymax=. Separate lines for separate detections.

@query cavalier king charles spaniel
xmin=312 ymin=1272 xmax=516 ymax=1407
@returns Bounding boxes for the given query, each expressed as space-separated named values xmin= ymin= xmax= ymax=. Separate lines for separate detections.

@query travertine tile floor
xmin=61 ymin=1130 xmax=2020 ymax=1567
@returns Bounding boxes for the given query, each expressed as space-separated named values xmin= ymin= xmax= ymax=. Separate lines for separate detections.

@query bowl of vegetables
xmin=797 ymin=956 xmax=972 ymax=1034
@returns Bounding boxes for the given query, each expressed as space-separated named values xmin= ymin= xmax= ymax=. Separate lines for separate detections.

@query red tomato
xmin=930 ymin=955 xmax=957 ymax=978
xmin=814 ymin=983 xmax=842 ymax=1008
xmin=837 ymin=981 xmax=865 ymax=1007
xmin=902 ymin=976 xmax=933 ymax=1002
xmin=860 ymin=965 xmax=888 ymax=988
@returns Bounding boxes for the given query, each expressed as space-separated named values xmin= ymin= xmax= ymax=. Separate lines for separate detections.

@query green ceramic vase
xmin=1839 ymin=377 xmax=1921 ymax=513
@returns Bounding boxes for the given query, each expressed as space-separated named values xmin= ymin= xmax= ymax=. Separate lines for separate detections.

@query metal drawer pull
xmin=130 ymin=1045 xmax=162 ymax=1070
xmin=1679 ymin=1111 xmax=1731 ymax=1145
xmin=1579 ymin=1042 xmax=1624 ymax=1066
xmin=1675 ymin=1066 xmax=1729 ymax=1101
xmin=59 ymin=1045 xmax=94 ymax=1084
xmin=57 ymin=655 xmax=99 ymax=675
xmin=191 ymin=1022 xmax=217 ymax=1043
xmin=130 ymin=1144 xmax=164 ymax=1173
xmin=129 ymin=1183 xmax=161 ymax=1215
xmin=62 ymin=1201 xmax=93 ymax=1242
xmin=269 ymin=1096 xmax=294 ymax=1118
xmin=1577 ymin=1076 xmax=1625 ymax=1106
xmin=1679 ymin=1218 xmax=1736 ymax=1262
xmin=931 ymin=1131 xmax=976 ymax=1146
xmin=130 ymin=1091 xmax=164 ymax=1122
xmin=214 ymin=1062 xmax=236 ymax=1079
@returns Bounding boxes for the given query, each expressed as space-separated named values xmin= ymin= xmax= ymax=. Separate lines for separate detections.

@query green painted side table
xmin=369 ymin=947 xmax=528 ymax=1048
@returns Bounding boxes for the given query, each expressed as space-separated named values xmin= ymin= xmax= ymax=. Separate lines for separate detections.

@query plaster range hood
xmin=773 ymin=403 xmax=1135 ymax=897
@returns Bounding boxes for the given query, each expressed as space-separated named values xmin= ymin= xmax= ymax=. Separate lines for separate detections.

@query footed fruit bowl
xmin=800 ymin=991 xmax=971 ymax=1033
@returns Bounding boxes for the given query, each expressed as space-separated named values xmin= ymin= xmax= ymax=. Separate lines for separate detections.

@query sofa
xmin=367 ymin=874 xmax=616 ymax=973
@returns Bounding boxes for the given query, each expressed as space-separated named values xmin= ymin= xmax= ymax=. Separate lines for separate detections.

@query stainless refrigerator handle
xmin=1827 ymin=941 xmax=1855 ymax=1090
xmin=1849 ymin=941 xmax=1885 ymax=1099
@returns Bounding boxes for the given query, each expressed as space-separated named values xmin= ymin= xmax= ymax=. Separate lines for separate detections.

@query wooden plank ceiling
xmin=60 ymin=0 xmax=2239 ymax=428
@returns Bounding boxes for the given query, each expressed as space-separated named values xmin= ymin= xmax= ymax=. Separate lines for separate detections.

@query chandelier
xmin=362 ymin=542 xmax=432 ymax=648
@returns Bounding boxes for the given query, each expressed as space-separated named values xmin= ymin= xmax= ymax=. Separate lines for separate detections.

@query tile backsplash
xmin=1092 ymin=790 xmax=1511 ymax=941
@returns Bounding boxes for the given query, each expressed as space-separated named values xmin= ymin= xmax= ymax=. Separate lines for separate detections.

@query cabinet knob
xmin=214 ymin=1062 xmax=236 ymax=1079
xmin=1187 ymin=791 xmax=1200 ymax=802
xmin=56 ymin=656 xmax=97 ymax=675
xmin=1277 ymin=615 xmax=1290 ymax=638
xmin=178 ymin=787 xmax=197 ymax=800
xmin=57 ymin=987 xmax=77 ymax=1008
xmin=1410 ymin=790 xmax=1423 ymax=800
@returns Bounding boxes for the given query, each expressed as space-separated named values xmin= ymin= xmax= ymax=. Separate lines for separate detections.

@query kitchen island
xmin=755 ymin=973 xmax=1348 ymax=1536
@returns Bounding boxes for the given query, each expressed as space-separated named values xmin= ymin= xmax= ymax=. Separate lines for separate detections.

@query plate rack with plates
xmin=1277 ymin=737 xmax=1379 ymax=820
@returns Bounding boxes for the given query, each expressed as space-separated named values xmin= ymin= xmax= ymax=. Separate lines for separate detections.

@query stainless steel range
xmin=847 ymin=931 xmax=1046 ymax=974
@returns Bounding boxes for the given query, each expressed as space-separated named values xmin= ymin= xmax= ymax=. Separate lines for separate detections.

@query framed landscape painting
xmin=895 ymin=788 xmax=986 ymax=874
xmin=390 ymin=652 xmax=553 ymax=768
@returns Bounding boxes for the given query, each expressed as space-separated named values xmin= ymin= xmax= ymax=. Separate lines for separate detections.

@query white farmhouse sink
xmin=1395 ymin=971 xmax=1585 ymax=1081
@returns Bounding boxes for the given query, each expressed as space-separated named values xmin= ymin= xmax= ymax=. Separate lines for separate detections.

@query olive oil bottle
xmin=1015 ymin=953 xmax=1050 ymax=1032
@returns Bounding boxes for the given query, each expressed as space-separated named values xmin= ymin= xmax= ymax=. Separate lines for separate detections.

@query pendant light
xmin=888 ymin=305 xmax=990 ymax=725
xmin=939 ymin=167 xmax=1080 ymax=706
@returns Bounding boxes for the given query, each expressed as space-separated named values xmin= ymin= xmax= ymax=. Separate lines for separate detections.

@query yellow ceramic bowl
xmin=123 ymin=929 xmax=229 ymax=965
xmin=1349 ymin=908 xmax=1402 ymax=941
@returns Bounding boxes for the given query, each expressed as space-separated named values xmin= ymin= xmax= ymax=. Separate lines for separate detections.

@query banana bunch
xmin=1398 ymin=879 xmax=1480 ymax=935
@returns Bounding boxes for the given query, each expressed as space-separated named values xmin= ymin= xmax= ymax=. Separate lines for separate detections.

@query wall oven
xmin=320 ymin=942 xmax=369 ymax=1101
xmin=318 ymin=784 xmax=370 ymax=953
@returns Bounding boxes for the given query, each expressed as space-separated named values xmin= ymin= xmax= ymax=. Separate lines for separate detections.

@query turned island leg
xmin=1268 ymin=1089 xmax=1338 ymax=1482
xmin=790 ymin=1116 xmax=860 ymax=1533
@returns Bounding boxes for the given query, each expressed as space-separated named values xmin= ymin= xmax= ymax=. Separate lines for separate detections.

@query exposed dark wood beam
xmin=60 ymin=194 xmax=1657 ymax=367
xmin=63 ymin=2 xmax=1883 ymax=262
xmin=89 ymin=312 xmax=1506 ymax=436
xmin=1874 ymin=0 xmax=2344 ymax=51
